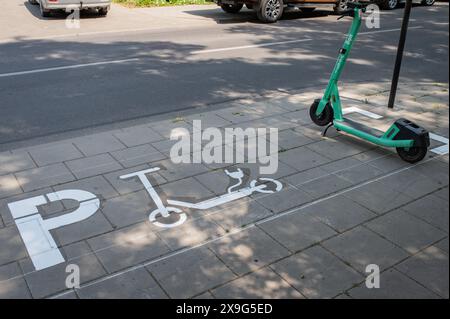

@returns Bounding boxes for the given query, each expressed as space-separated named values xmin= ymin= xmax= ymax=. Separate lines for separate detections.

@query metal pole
xmin=388 ymin=0 xmax=413 ymax=109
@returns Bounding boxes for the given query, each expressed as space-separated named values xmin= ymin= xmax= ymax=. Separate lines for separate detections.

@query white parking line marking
xmin=191 ymin=39 xmax=313 ymax=55
xmin=0 ymin=58 xmax=139 ymax=78
xmin=342 ymin=106 xmax=383 ymax=119
xmin=430 ymin=133 xmax=449 ymax=155
xmin=359 ymin=26 xmax=423 ymax=35
xmin=191 ymin=26 xmax=424 ymax=55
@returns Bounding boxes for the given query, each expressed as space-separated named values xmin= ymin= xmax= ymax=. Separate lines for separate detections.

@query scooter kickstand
xmin=322 ymin=123 xmax=334 ymax=137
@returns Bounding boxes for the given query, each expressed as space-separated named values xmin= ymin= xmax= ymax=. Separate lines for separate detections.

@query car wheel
xmin=256 ymin=0 xmax=284 ymax=23
xmin=421 ymin=0 xmax=435 ymax=6
xmin=379 ymin=0 xmax=398 ymax=10
xmin=98 ymin=7 xmax=109 ymax=16
xmin=221 ymin=3 xmax=244 ymax=13
xmin=40 ymin=2 xmax=51 ymax=17
xmin=28 ymin=0 xmax=38 ymax=5
xmin=334 ymin=0 xmax=355 ymax=14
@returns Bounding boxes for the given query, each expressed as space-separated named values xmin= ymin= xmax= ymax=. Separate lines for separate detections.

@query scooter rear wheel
xmin=396 ymin=147 xmax=428 ymax=163
xmin=309 ymin=100 xmax=334 ymax=126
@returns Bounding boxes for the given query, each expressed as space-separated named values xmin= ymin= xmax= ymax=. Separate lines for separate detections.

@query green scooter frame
xmin=310 ymin=3 xmax=430 ymax=163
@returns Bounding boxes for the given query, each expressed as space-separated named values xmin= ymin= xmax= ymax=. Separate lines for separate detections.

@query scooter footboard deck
xmin=336 ymin=118 xmax=384 ymax=138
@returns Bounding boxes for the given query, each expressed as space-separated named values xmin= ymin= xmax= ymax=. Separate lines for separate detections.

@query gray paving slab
xmin=206 ymin=198 xmax=273 ymax=231
xmin=157 ymin=159 xmax=210 ymax=182
xmin=322 ymin=226 xmax=409 ymax=273
xmin=66 ymin=154 xmax=122 ymax=179
xmin=366 ymin=154 xmax=411 ymax=174
xmin=435 ymin=238 xmax=449 ymax=254
xmin=87 ymin=222 xmax=170 ymax=273
xmin=53 ymin=175 xmax=119 ymax=209
xmin=53 ymin=290 xmax=78 ymax=299
xmin=0 ymin=187 xmax=66 ymax=225
xmin=151 ymin=139 xmax=178 ymax=157
xmin=147 ymin=247 xmax=235 ymax=299
xmin=110 ymin=144 xmax=166 ymax=168
xmin=20 ymin=241 xmax=106 ymax=299
xmin=250 ymin=114 xmax=299 ymax=131
xmin=433 ymin=187 xmax=449 ymax=202
xmin=194 ymin=291 xmax=215 ymax=299
xmin=77 ymin=268 xmax=167 ymax=299
xmin=283 ymin=167 xmax=329 ymax=187
xmin=280 ymin=109 xmax=310 ymax=125
xmin=409 ymin=159 xmax=449 ymax=187
xmin=306 ymin=195 xmax=376 ymax=233
xmin=333 ymin=162 xmax=385 ymax=184
xmin=28 ymin=142 xmax=83 ymax=167
xmin=235 ymin=161 xmax=298 ymax=183
xmin=396 ymin=246 xmax=449 ymax=298
xmin=258 ymin=212 xmax=337 ymax=252
xmin=300 ymin=174 xmax=353 ymax=200
xmin=157 ymin=218 xmax=225 ymax=250
xmin=306 ymin=138 xmax=370 ymax=161
xmin=0 ymin=226 xmax=28 ymax=266
xmin=186 ymin=112 xmax=232 ymax=128
xmin=113 ymin=125 xmax=164 ymax=147
xmin=14 ymin=163 xmax=75 ymax=193
xmin=212 ymin=267 xmax=304 ymax=299
xmin=53 ymin=210 xmax=113 ymax=246
xmin=254 ymin=187 xmax=313 ymax=214
xmin=214 ymin=105 xmax=262 ymax=124
xmin=208 ymin=227 xmax=290 ymax=275
xmin=0 ymin=174 xmax=22 ymax=199
xmin=343 ymin=180 xmax=414 ymax=215
xmin=401 ymin=194 xmax=449 ymax=233
xmin=0 ymin=262 xmax=31 ymax=299
xmin=72 ymin=132 xmax=126 ymax=156
xmin=194 ymin=170 xmax=237 ymax=195
xmin=0 ymin=151 xmax=36 ymax=176
xmin=272 ymin=128 xmax=314 ymax=151
xmin=149 ymin=119 xmax=192 ymax=139
xmin=365 ymin=210 xmax=447 ymax=254
xmin=159 ymin=176 xmax=214 ymax=204
xmin=101 ymin=190 xmax=154 ymax=228
xmin=278 ymin=147 xmax=331 ymax=172
xmin=381 ymin=169 xmax=443 ymax=198
xmin=348 ymin=268 xmax=439 ymax=299
xmin=271 ymin=245 xmax=363 ymax=299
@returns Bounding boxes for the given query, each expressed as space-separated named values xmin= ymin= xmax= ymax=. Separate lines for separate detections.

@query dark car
xmin=213 ymin=0 xmax=436 ymax=23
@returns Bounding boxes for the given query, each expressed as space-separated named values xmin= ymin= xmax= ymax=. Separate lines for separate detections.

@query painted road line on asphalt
xmin=0 ymin=58 xmax=139 ymax=78
xmin=191 ymin=39 xmax=313 ymax=55
xmin=191 ymin=26 xmax=424 ymax=55
xmin=0 ymin=26 xmax=425 ymax=77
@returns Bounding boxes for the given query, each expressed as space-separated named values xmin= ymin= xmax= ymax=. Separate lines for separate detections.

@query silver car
xmin=28 ymin=0 xmax=111 ymax=17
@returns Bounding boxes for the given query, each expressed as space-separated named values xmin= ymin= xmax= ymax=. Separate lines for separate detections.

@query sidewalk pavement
xmin=0 ymin=81 xmax=448 ymax=299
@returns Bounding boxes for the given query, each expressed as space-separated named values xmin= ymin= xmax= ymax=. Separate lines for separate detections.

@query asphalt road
xmin=0 ymin=2 xmax=448 ymax=149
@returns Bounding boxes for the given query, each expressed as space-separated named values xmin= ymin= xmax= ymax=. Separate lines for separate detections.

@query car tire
xmin=378 ymin=0 xmax=399 ymax=10
xmin=256 ymin=0 xmax=284 ymax=23
xmin=98 ymin=7 xmax=109 ymax=16
xmin=221 ymin=3 xmax=244 ymax=13
xmin=421 ymin=0 xmax=435 ymax=6
xmin=40 ymin=2 xmax=51 ymax=17
xmin=28 ymin=0 xmax=38 ymax=5
xmin=334 ymin=0 xmax=355 ymax=14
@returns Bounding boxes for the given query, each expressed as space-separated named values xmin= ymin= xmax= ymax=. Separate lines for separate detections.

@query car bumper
xmin=44 ymin=1 xmax=110 ymax=10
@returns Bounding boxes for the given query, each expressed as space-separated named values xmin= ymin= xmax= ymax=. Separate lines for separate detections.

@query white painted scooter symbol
xmin=120 ymin=167 xmax=282 ymax=228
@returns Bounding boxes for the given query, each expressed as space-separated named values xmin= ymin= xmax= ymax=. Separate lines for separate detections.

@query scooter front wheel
xmin=309 ymin=100 xmax=334 ymax=127
xmin=396 ymin=147 xmax=428 ymax=163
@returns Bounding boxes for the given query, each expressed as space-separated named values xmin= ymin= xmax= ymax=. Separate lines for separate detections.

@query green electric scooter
xmin=310 ymin=2 xmax=430 ymax=163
